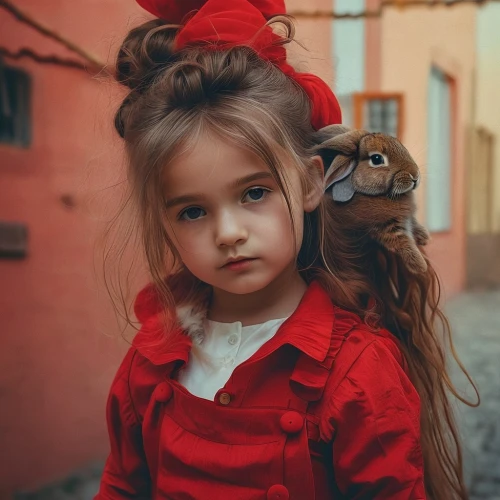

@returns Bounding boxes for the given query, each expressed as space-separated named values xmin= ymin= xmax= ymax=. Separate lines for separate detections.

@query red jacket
xmin=95 ymin=282 xmax=426 ymax=499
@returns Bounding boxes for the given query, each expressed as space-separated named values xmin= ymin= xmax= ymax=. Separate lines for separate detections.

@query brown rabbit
xmin=313 ymin=125 xmax=430 ymax=274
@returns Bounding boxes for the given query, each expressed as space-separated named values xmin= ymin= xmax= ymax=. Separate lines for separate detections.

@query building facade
xmin=0 ymin=0 xmax=496 ymax=496
xmin=0 ymin=0 xmax=145 ymax=495
xmin=467 ymin=2 xmax=500 ymax=288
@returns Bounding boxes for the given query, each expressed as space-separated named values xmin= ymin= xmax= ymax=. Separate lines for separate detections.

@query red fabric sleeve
xmin=94 ymin=349 xmax=151 ymax=499
xmin=325 ymin=337 xmax=427 ymax=499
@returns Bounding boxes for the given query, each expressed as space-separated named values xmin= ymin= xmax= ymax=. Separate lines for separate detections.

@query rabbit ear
xmin=324 ymin=155 xmax=357 ymax=190
xmin=324 ymin=155 xmax=357 ymax=202
xmin=318 ymin=129 xmax=370 ymax=156
xmin=331 ymin=175 xmax=355 ymax=202
xmin=313 ymin=124 xmax=352 ymax=145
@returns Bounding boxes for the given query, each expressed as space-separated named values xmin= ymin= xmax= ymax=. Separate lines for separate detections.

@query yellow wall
xmin=476 ymin=3 xmax=500 ymax=233
xmin=380 ymin=4 xmax=477 ymax=297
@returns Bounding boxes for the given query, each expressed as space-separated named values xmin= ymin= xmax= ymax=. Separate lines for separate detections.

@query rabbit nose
xmin=410 ymin=174 xmax=420 ymax=189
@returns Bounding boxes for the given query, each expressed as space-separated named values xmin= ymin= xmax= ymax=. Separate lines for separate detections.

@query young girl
xmin=96 ymin=0 xmax=476 ymax=498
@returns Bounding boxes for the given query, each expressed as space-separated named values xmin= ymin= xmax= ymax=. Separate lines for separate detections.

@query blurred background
xmin=0 ymin=0 xmax=499 ymax=498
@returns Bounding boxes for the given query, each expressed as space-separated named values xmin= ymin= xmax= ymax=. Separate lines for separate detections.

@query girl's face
xmin=163 ymin=131 xmax=322 ymax=296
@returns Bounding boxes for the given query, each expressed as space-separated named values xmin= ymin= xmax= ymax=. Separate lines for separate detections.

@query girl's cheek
xmin=172 ymin=224 xmax=210 ymax=251
xmin=164 ymin=219 xmax=190 ymax=246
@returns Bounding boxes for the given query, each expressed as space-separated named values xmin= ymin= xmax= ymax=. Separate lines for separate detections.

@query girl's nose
xmin=214 ymin=210 xmax=248 ymax=247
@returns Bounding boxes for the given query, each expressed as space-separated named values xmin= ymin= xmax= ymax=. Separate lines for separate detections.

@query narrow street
xmin=448 ymin=289 xmax=500 ymax=500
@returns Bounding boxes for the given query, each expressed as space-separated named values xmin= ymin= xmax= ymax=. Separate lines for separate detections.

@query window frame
xmin=426 ymin=65 xmax=455 ymax=234
xmin=352 ymin=92 xmax=405 ymax=140
xmin=0 ymin=62 xmax=32 ymax=148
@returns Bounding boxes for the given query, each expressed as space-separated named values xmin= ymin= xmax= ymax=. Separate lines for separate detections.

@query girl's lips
xmin=223 ymin=258 xmax=257 ymax=271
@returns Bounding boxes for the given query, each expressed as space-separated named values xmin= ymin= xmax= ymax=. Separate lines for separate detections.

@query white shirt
xmin=178 ymin=317 xmax=288 ymax=400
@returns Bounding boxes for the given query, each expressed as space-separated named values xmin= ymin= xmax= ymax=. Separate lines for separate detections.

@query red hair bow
xmin=135 ymin=0 xmax=342 ymax=129
xmin=136 ymin=0 xmax=286 ymax=22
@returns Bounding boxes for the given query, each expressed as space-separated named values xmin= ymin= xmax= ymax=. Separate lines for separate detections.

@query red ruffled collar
xmin=132 ymin=281 xmax=364 ymax=369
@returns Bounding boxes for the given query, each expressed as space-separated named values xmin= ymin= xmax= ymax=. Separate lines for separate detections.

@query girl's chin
xmin=211 ymin=277 xmax=273 ymax=296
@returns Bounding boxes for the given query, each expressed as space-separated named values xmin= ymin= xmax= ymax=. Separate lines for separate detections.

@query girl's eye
xmin=243 ymin=187 xmax=269 ymax=202
xmin=369 ymin=153 xmax=388 ymax=167
xmin=179 ymin=207 xmax=206 ymax=221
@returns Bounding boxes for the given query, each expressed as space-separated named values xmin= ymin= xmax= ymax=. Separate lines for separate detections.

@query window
xmin=0 ymin=63 xmax=32 ymax=147
xmin=0 ymin=221 xmax=28 ymax=258
xmin=333 ymin=0 xmax=366 ymax=96
xmin=364 ymin=98 xmax=398 ymax=137
xmin=468 ymin=127 xmax=495 ymax=234
xmin=353 ymin=92 xmax=404 ymax=138
xmin=427 ymin=66 xmax=452 ymax=232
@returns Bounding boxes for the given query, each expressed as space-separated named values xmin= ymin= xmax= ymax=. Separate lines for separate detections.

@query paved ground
xmin=447 ymin=288 xmax=500 ymax=500
xmin=14 ymin=288 xmax=500 ymax=499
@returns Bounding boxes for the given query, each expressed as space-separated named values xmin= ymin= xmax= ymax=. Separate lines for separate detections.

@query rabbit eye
xmin=369 ymin=153 xmax=387 ymax=167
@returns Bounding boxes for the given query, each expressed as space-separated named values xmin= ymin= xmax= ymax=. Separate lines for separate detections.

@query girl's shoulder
xmin=329 ymin=305 xmax=411 ymax=398
xmin=316 ymin=307 xmax=419 ymax=442
xmin=106 ymin=346 xmax=169 ymax=426
xmin=331 ymin=305 xmax=406 ymax=372
xmin=105 ymin=281 xmax=197 ymax=424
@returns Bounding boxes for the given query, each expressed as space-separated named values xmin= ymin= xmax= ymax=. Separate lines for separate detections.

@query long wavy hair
xmin=106 ymin=16 xmax=478 ymax=500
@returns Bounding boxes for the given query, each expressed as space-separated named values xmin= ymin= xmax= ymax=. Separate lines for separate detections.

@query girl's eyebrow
xmin=230 ymin=171 xmax=274 ymax=189
xmin=165 ymin=194 xmax=202 ymax=209
xmin=165 ymin=171 xmax=274 ymax=209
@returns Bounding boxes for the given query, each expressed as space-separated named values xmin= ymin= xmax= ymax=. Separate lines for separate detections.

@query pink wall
xmin=287 ymin=0 xmax=335 ymax=85
xmin=0 ymin=0 xmax=146 ymax=495
xmin=365 ymin=0 xmax=382 ymax=91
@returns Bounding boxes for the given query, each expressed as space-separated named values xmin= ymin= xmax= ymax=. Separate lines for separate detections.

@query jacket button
xmin=280 ymin=411 xmax=304 ymax=434
xmin=218 ymin=392 xmax=231 ymax=405
xmin=155 ymin=382 xmax=173 ymax=403
xmin=267 ymin=484 xmax=289 ymax=500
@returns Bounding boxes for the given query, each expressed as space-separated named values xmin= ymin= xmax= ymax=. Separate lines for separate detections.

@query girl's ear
xmin=303 ymin=155 xmax=325 ymax=213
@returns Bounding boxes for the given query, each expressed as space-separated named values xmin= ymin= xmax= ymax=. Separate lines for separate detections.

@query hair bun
xmin=163 ymin=48 xmax=260 ymax=108
xmin=115 ymin=19 xmax=180 ymax=91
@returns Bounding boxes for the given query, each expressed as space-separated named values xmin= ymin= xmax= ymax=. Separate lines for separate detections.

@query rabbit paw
xmin=401 ymin=248 xmax=428 ymax=274
xmin=413 ymin=225 xmax=430 ymax=246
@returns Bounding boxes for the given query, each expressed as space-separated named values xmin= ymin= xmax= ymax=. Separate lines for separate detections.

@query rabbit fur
xmin=313 ymin=125 xmax=430 ymax=274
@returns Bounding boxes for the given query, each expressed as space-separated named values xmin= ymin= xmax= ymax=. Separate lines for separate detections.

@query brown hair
xmin=108 ymin=16 xmax=478 ymax=500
